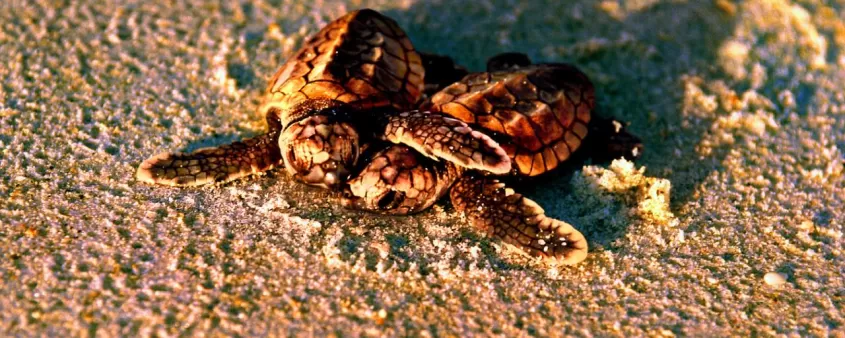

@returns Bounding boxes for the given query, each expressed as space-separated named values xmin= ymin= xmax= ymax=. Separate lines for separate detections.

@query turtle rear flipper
xmin=586 ymin=116 xmax=643 ymax=163
xmin=137 ymin=132 xmax=282 ymax=187
xmin=383 ymin=111 xmax=512 ymax=174
xmin=418 ymin=51 xmax=469 ymax=97
xmin=486 ymin=52 xmax=532 ymax=72
xmin=450 ymin=174 xmax=588 ymax=265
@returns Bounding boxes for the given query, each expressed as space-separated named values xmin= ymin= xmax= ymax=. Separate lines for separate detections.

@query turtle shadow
xmin=384 ymin=1 xmax=738 ymax=254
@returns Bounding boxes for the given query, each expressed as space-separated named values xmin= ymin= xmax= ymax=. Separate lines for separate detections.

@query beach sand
xmin=1 ymin=0 xmax=842 ymax=335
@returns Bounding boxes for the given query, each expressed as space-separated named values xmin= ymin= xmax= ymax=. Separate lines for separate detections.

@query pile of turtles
xmin=136 ymin=9 xmax=642 ymax=265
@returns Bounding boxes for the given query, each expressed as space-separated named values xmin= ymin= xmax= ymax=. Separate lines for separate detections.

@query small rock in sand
xmin=763 ymin=272 xmax=788 ymax=286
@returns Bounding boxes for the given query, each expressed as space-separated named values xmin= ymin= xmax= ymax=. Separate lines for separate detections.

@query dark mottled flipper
xmin=137 ymin=132 xmax=282 ymax=187
xmin=586 ymin=117 xmax=643 ymax=163
xmin=418 ymin=52 xmax=469 ymax=97
xmin=383 ymin=111 xmax=512 ymax=174
xmin=450 ymin=174 xmax=588 ymax=265
xmin=342 ymin=143 xmax=461 ymax=215
xmin=486 ymin=52 xmax=532 ymax=72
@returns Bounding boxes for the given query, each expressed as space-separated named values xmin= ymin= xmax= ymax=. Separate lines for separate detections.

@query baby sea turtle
xmin=136 ymin=9 xmax=508 ymax=190
xmin=343 ymin=54 xmax=642 ymax=265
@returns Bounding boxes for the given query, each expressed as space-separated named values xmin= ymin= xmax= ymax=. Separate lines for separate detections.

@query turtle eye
xmin=377 ymin=190 xmax=405 ymax=211
xmin=324 ymin=171 xmax=340 ymax=187
xmin=286 ymin=144 xmax=297 ymax=164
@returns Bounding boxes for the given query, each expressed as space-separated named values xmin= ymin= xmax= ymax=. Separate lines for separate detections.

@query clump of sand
xmin=570 ymin=159 xmax=677 ymax=231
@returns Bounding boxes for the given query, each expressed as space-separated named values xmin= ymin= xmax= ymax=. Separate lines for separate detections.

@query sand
xmin=1 ymin=0 xmax=842 ymax=336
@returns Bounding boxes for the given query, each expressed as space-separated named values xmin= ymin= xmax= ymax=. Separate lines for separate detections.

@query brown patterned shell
xmin=262 ymin=9 xmax=424 ymax=126
xmin=426 ymin=64 xmax=594 ymax=176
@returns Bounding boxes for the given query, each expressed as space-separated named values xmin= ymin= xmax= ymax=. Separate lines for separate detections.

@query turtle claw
xmin=136 ymin=132 xmax=281 ymax=187
xmin=383 ymin=111 xmax=512 ymax=174
xmin=450 ymin=174 xmax=588 ymax=265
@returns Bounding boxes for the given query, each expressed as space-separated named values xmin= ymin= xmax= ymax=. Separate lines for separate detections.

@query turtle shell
xmin=263 ymin=9 xmax=424 ymax=126
xmin=425 ymin=64 xmax=594 ymax=176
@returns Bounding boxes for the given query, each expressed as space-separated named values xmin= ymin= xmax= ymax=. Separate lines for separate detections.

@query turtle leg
xmin=382 ymin=110 xmax=512 ymax=174
xmin=450 ymin=173 xmax=588 ymax=265
xmin=136 ymin=132 xmax=282 ymax=187
xmin=341 ymin=143 xmax=461 ymax=215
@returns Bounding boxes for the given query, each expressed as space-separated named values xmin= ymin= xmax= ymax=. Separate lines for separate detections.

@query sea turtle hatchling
xmin=136 ymin=9 xmax=508 ymax=190
xmin=342 ymin=54 xmax=643 ymax=265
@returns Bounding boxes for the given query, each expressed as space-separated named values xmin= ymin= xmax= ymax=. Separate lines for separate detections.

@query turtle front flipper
xmin=137 ymin=132 xmax=282 ymax=187
xmin=450 ymin=174 xmax=588 ymax=265
xmin=383 ymin=111 xmax=512 ymax=174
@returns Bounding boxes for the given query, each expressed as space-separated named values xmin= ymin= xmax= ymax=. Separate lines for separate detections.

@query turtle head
xmin=340 ymin=144 xmax=454 ymax=215
xmin=279 ymin=114 xmax=360 ymax=190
